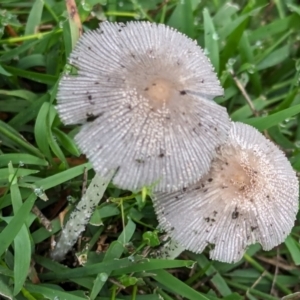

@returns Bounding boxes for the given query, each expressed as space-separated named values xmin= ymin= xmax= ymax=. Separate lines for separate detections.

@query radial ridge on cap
xmin=153 ymin=122 xmax=299 ymax=262
xmin=56 ymin=21 xmax=230 ymax=192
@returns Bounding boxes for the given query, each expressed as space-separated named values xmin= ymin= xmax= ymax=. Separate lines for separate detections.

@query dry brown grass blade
xmin=65 ymin=0 xmax=83 ymax=38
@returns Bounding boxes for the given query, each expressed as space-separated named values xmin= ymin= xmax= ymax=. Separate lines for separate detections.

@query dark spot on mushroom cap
xmin=180 ymin=90 xmax=186 ymax=95
xmin=135 ymin=159 xmax=144 ymax=163
xmin=232 ymin=208 xmax=239 ymax=219
xmin=208 ymin=178 xmax=213 ymax=182
xmin=86 ymin=112 xmax=103 ymax=122
xmin=86 ymin=113 xmax=97 ymax=122
xmin=204 ymin=217 xmax=210 ymax=222
xmin=251 ymin=226 xmax=258 ymax=232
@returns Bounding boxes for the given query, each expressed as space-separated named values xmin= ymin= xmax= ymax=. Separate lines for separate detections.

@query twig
xmin=109 ymin=278 xmax=126 ymax=290
xmin=230 ymin=70 xmax=272 ymax=139
xmin=256 ymin=255 xmax=296 ymax=271
xmin=270 ymin=247 xmax=280 ymax=296
xmin=246 ymin=270 xmax=267 ymax=299
xmin=230 ymin=70 xmax=258 ymax=117
xmin=31 ymin=205 xmax=52 ymax=232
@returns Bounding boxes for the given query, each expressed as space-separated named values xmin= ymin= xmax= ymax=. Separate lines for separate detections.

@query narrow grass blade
xmin=0 ymin=154 xmax=48 ymax=167
xmin=25 ymin=0 xmax=44 ymax=35
xmin=0 ymin=120 xmax=44 ymax=158
xmin=151 ymin=269 xmax=210 ymax=300
xmin=90 ymin=219 xmax=136 ymax=299
xmin=203 ymin=8 xmax=219 ymax=73
xmin=245 ymin=104 xmax=300 ymax=130
xmin=0 ymin=193 xmax=36 ymax=257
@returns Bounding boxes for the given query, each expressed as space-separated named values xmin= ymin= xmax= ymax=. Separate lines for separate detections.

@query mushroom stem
xmin=51 ymin=172 xmax=114 ymax=261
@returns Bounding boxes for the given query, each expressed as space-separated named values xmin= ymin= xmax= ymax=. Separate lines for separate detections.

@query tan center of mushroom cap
xmin=227 ymin=161 xmax=252 ymax=191
xmin=212 ymin=152 xmax=259 ymax=199
xmin=145 ymin=78 xmax=172 ymax=108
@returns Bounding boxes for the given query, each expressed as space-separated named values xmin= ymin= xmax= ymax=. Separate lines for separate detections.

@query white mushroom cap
xmin=153 ymin=122 xmax=299 ymax=263
xmin=56 ymin=21 xmax=230 ymax=192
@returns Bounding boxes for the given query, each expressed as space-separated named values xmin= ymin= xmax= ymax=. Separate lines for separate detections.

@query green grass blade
xmin=245 ymin=104 xmax=300 ymax=130
xmin=203 ymin=8 xmax=219 ymax=73
xmin=151 ymin=269 xmax=210 ymax=300
xmin=25 ymin=0 xmax=44 ymax=35
xmin=0 ymin=193 xmax=36 ymax=257
xmin=0 ymin=120 xmax=44 ymax=158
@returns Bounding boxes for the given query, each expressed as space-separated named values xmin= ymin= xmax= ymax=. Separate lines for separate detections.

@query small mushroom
xmin=153 ymin=122 xmax=299 ymax=263
xmin=56 ymin=21 xmax=230 ymax=192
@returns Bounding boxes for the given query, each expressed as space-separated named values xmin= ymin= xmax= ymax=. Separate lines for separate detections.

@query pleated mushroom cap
xmin=154 ymin=122 xmax=299 ymax=263
xmin=56 ymin=21 xmax=230 ymax=192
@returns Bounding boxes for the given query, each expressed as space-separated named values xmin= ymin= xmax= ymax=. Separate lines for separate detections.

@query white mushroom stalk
xmin=51 ymin=172 xmax=113 ymax=261
xmin=56 ymin=21 xmax=230 ymax=192
xmin=153 ymin=122 xmax=299 ymax=263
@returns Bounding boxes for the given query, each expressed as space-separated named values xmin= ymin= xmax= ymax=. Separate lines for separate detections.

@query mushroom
xmin=56 ymin=21 xmax=230 ymax=192
xmin=153 ymin=122 xmax=299 ymax=263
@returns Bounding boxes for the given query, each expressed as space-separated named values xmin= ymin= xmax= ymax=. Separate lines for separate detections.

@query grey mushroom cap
xmin=153 ymin=122 xmax=299 ymax=263
xmin=56 ymin=21 xmax=230 ymax=192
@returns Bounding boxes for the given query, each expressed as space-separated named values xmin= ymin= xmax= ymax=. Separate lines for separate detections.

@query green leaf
xmin=0 ymin=119 xmax=44 ymax=158
xmin=3 ymin=66 xmax=57 ymax=85
xmin=90 ymin=219 xmax=136 ymax=299
xmin=0 ymin=89 xmax=37 ymax=102
xmin=0 ymin=168 xmax=39 ymax=181
xmin=25 ymin=0 xmax=44 ymax=35
xmin=245 ymin=104 xmax=300 ymax=130
xmin=143 ymin=231 xmax=160 ymax=247
xmin=0 ymin=193 xmax=36 ymax=257
xmin=9 ymin=164 xmax=32 ymax=295
xmin=167 ymin=0 xmax=195 ymax=37
xmin=191 ymin=253 xmax=232 ymax=297
xmin=0 ymin=64 xmax=11 ymax=76
xmin=34 ymin=162 xmax=92 ymax=191
xmin=41 ymin=258 xmax=194 ymax=280
xmin=0 ymin=276 xmax=13 ymax=300
xmin=0 ymin=154 xmax=48 ymax=167
xmin=284 ymin=235 xmax=300 ymax=265
xmin=203 ymin=8 xmax=219 ymax=73
xmin=25 ymin=283 xmax=87 ymax=300
xmin=53 ymin=127 xmax=80 ymax=157
xmin=34 ymin=102 xmax=53 ymax=162
xmin=151 ymin=269 xmax=209 ymax=300
xmin=257 ymin=44 xmax=290 ymax=70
